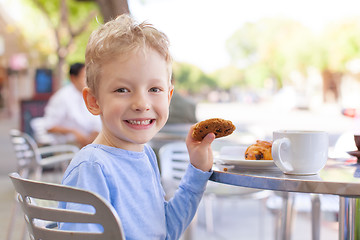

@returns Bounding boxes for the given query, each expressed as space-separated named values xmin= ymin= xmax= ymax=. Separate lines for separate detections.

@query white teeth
xmin=128 ymin=120 xmax=151 ymax=125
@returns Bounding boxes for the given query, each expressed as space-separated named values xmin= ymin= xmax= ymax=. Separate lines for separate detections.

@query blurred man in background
xmin=41 ymin=63 xmax=101 ymax=147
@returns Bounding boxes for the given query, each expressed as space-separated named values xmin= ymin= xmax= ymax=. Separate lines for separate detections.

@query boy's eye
xmin=115 ymin=88 xmax=128 ymax=93
xmin=149 ymin=87 xmax=161 ymax=93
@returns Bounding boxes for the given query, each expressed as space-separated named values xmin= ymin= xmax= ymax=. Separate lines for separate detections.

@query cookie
xmin=192 ymin=118 xmax=236 ymax=141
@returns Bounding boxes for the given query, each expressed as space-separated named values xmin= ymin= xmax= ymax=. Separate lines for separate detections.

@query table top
xmin=210 ymin=158 xmax=360 ymax=197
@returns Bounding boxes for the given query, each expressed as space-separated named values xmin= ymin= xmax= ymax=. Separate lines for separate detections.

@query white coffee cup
xmin=272 ymin=130 xmax=329 ymax=175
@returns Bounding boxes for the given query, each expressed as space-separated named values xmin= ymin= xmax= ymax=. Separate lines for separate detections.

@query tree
xmin=211 ymin=66 xmax=244 ymax=90
xmin=93 ymin=0 xmax=129 ymax=22
xmin=311 ymin=17 xmax=360 ymax=102
xmin=227 ymin=18 xmax=314 ymax=89
xmin=27 ymin=0 xmax=130 ymax=88
xmin=29 ymin=0 xmax=99 ymax=89
xmin=172 ymin=62 xmax=217 ymax=94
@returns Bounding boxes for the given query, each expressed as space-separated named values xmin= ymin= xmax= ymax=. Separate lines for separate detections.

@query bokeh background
xmin=0 ymin=0 xmax=359 ymax=239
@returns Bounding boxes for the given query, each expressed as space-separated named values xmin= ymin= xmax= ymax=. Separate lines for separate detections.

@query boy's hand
xmin=186 ymin=125 xmax=216 ymax=172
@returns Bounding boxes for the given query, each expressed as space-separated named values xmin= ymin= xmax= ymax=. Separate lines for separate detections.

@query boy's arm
xmin=164 ymin=125 xmax=215 ymax=239
xmin=164 ymin=163 xmax=212 ymax=239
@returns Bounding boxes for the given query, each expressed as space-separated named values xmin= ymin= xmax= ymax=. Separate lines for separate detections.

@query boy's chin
xmin=132 ymin=135 xmax=156 ymax=145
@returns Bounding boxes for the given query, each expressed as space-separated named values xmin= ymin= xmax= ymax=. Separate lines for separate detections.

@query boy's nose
xmin=132 ymin=97 xmax=150 ymax=112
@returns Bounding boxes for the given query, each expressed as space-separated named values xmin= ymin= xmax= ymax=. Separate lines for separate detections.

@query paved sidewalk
xmin=0 ymin=117 xmax=17 ymax=175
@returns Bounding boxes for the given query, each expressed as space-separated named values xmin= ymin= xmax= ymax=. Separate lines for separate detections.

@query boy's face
xmin=91 ymin=48 xmax=173 ymax=151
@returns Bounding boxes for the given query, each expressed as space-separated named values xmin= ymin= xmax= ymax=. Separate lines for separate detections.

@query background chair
xmin=158 ymin=141 xmax=269 ymax=239
xmin=8 ymin=172 xmax=125 ymax=240
xmin=7 ymin=129 xmax=79 ymax=240
xmin=9 ymin=129 xmax=79 ymax=180
xmin=30 ymin=117 xmax=58 ymax=146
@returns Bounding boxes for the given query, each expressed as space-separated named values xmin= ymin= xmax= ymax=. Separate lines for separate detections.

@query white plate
xmin=216 ymin=155 xmax=276 ymax=168
xmin=216 ymin=145 xmax=276 ymax=169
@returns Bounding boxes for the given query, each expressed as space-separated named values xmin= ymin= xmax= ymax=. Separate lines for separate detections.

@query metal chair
xmin=9 ymin=129 xmax=79 ymax=180
xmin=30 ymin=117 xmax=58 ymax=146
xmin=159 ymin=141 xmax=269 ymax=238
xmin=7 ymin=129 xmax=79 ymax=240
xmin=9 ymin=172 xmax=125 ymax=240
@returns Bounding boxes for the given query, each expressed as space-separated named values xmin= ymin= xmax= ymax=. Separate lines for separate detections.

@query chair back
xmin=9 ymin=172 xmax=125 ymax=240
xmin=10 ymin=129 xmax=42 ymax=178
xmin=9 ymin=129 xmax=78 ymax=180
xmin=159 ymin=141 xmax=189 ymax=186
xmin=159 ymin=141 xmax=269 ymax=197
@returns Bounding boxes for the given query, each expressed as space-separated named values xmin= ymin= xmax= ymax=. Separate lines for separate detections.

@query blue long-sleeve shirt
xmin=59 ymin=144 xmax=211 ymax=239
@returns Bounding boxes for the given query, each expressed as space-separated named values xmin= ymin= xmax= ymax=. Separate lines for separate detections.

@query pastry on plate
xmin=192 ymin=118 xmax=235 ymax=141
xmin=245 ymin=140 xmax=273 ymax=160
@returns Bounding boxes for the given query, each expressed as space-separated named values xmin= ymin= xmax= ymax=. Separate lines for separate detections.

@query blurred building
xmin=0 ymin=7 xmax=33 ymax=119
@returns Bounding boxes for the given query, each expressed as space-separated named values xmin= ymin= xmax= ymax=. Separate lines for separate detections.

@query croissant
xmin=245 ymin=140 xmax=273 ymax=160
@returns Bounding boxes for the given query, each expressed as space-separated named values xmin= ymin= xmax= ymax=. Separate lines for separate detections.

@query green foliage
xmin=172 ymin=62 xmax=217 ymax=94
xmin=16 ymin=1 xmax=360 ymax=93
xmin=227 ymin=18 xmax=314 ymax=88
xmin=67 ymin=17 xmax=102 ymax=64
xmin=211 ymin=66 xmax=244 ymax=89
xmin=226 ymin=17 xmax=360 ymax=89
xmin=23 ymin=0 xmax=100 ymax=65
xmin=319 ymin=18 xmax=360 ymax=71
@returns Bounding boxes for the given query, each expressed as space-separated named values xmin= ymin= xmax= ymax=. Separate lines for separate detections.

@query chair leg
xmin=6 ymin=198 xmax=27 ymax=240
xmin=311 ymin=194 xmax=321 ymax=240
xmin=204 ymin=194 xmax=215 ymax=233
xmin=6 ymin=200 xmax=17 ymax=240
xmin=34 ymin=167 xmax=43 ymax=180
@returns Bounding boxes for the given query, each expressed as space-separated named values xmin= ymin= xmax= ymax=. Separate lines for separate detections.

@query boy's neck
xmin=93 ymin=132 xmax=145 ymax=152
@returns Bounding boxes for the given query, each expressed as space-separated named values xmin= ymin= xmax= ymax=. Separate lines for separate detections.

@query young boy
xmin=59 ymin=14 xmax=215 ymax=239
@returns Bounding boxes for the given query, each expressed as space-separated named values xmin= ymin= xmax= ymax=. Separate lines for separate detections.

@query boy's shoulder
xmin=71 ymin=144 xmax=116 ymax=165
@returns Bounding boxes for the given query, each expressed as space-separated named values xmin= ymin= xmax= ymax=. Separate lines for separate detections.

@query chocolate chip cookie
xmin=192 ymin=118 xmax=236 ymax=141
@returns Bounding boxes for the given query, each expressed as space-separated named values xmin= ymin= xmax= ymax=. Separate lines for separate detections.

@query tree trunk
xmin=95 ymin=0 xmax=129 ymax=22
xmin=322 ymin=69 xmax=341 ymax=103
xmin=56 ymin=56 xmax=66 ymax=90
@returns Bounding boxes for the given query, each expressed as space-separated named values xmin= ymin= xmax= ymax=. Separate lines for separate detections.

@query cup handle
xmin=272 ymin=138 xmax=294 ymax=172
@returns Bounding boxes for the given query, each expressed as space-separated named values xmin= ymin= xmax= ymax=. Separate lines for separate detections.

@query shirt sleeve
xmin=58 ymin=161 xmax=110 ymax=233
xmin=164 ymin=163 xmax=212 ymax=239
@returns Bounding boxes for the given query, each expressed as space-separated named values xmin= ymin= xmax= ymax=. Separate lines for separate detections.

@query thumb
xmin=201 ymin=133 xmax=216 ymax=146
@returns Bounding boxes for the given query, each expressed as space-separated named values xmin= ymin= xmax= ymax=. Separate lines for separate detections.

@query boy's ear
xmin=83 ymin=87 xmax=101 ymax=115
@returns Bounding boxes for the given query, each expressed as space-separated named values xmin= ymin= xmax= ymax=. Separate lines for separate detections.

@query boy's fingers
xmin=186 ymin=125 xmax=196 ymax=143
xmin=201 ymin=133 xmax=215 ymax=145
xmin=186 ymin=125 xmax=215 ymax=146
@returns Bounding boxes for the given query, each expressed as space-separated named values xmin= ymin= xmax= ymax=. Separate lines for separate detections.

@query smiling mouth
xmin=126 ymin=119 xmax=154 ymax=125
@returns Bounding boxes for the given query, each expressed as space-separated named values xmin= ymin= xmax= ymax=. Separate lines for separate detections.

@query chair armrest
xmin=38 ymin=144 xmax=79 ymax=155
xmin=39 ymin=153 xmax=76 ymax=167
xmin=38 ymin=144 xmax=79 ymax=167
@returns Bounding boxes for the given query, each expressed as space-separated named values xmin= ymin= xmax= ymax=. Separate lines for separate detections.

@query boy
xmin=59 ymin=14 xmax=215 ymax=239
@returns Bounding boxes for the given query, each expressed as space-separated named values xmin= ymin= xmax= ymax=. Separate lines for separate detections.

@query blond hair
xmin=85 ymin=14 xmax=172 ymax=95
